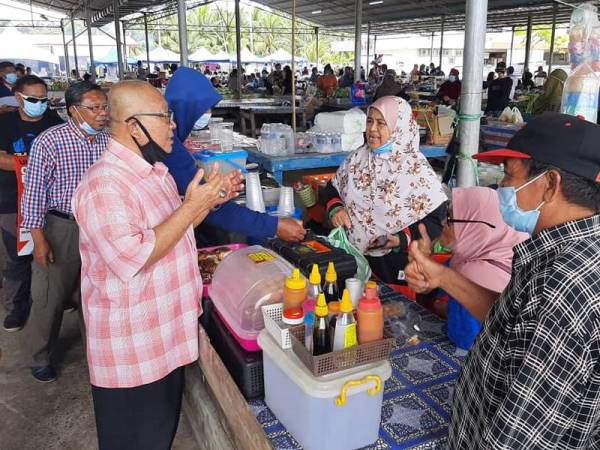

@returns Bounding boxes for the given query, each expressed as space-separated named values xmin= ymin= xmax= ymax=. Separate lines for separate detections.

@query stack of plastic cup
xmin=208 ymin=117 xmax=223 ymax=142
xmin=219 ymin=122 xmax=234 ymax=152
xmin=245 ymin=171 xmax=265 ymax=213
xmin=277 ymin=186 xmax=295 ymax=217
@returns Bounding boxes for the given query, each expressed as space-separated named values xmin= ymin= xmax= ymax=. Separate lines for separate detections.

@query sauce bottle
xmin=313 ymin=293 xmax=331 ymax=356
xmin=304 ymin=264 xmax=322 ymax=314
xmin=328 ymin=300 xmax=340 ymax=340
xmin=323 ymin=262 xmax=339 ymax=304
xmin=283 ymin=268 xmax=307 ymax=316
xmin=357 ymin=282 xmax=384 ymax=344
xmin=332 ymin=289 xmax=358 ymax=351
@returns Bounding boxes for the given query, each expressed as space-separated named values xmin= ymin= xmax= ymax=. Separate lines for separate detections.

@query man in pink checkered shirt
xmin=73 ymin=81 xmax=241 ymax=450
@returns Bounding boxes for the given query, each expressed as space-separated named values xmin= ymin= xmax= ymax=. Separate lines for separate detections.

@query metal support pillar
xmin=366 ymin=22 xmax=370 ymax=73
xmin=86 ymin=4 xmax=96 ymax=82
xmin=353 ymin=0 xmax=363 ymax=82
xmin=144 ymin=13 xmax=151 ymax=70
xmin=61 ymin=20 xmax=71 ymax=77
xmin=113 ymin=0 xmax=124 ymax=79
xmin=373 ymin=35 xmax=377 ymax=60
xmin=291 ymin=0 xmax=296 ymax=131
xmin=430 ymin=32 xmax=434 ymax=65
xmin=457 ymin=0 xmax=488 ymax=187
xmin=509 ymin=26 xmax=515 ymax=66
xmin=524 ymin=15 xmax=532 ymax=74
xmin=177 ymin=0 xmax=189 ymax=66
xmin=315 ymin=27 xmax=319 ymax=69
xmin=234 ymin=0 xmax=242 ymax=98
xmin=122 ymin=21 xmax=128 ymax=68
xmin=71 ymin=17 xmax=79 ymax=79
xmin=439 ymin=15 xmax=445 ymax=69
xmin=549 ymin=4 xmax=557 ymax=73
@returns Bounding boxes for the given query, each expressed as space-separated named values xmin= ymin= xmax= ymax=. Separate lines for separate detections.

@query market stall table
xmin=240 ymin=106 xmax=307 ymax=138
xmin=183 ymin=285 xmax=463 ymax=450
xmin=246 ymin=145 xmax=448 ymax=184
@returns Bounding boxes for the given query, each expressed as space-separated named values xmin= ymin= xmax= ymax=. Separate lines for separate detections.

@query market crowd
xmin=0 ymin=55 xmax=599 ymax=450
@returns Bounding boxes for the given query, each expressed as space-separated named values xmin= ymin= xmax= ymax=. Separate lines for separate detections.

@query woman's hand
xmin=331 ymin=208 xmax=351 ymax=229
xmin=383 ymin=233 xmax=401 ymax=249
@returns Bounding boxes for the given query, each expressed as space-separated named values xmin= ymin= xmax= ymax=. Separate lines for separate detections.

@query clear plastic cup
xmin=277 ymin=186 xmax=295 ymax=217
xmin=245 ymin=171 xmax=265 ymax=212
xmin=219 ymin=122 xmax=234 ymax=152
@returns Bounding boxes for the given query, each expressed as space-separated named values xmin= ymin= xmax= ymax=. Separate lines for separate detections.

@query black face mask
xmin=130 ymin=119 xmax=169 ymax=166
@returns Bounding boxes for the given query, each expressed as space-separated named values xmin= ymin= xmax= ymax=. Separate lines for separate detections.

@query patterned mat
xmin=248 ymin=285 xmax=467 ymax=449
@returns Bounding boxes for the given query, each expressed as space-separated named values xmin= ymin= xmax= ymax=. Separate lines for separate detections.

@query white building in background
xmin=332 ymin=29 xmax=570 ymax=76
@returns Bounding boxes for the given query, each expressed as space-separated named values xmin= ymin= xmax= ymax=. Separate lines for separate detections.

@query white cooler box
xmin=258 ymin=330 xmax=391 ymax=450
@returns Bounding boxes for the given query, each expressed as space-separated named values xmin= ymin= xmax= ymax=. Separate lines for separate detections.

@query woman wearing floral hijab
xmin=320 ymin=96 xmax=447 ymax=283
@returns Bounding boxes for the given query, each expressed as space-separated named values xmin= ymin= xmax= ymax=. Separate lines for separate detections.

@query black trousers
xmin=367 ymin=252 xmax=410 ymax=284
xmin=91 ymin=367 xmax=184 ymax=450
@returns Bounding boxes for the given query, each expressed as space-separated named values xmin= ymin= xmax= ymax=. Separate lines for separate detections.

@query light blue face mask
xmin=448 ymin=75 xmax=457 ymax=82
xmin=497 ymin=171 xmax=546 ymax=235
xmin=5 ymin=73 xmax=17 ymax=85
xmin=76 ymin=108 xmax=100 ymax=136
xmin=21 ymin=96 xmax=48 ymax=118
xmin=193 ymin=112 xmax=211 ymax=130
xmin=372 ymin=140 xmax=394 ymax=155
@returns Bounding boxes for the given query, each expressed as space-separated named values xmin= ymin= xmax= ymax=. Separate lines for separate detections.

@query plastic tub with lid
xmin=191 ymin=149 xmax=248 ymax=177
xmin=209 ymin=245 xmax=296 ymax=351
xmin=258 ymin=329 xmax=391 ymax=450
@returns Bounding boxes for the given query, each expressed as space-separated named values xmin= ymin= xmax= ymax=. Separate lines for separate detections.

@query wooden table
xmin=246 ymin=145 xmax=448 ymax=184
xmin=240 ymin=106 xmax=307 ymax=138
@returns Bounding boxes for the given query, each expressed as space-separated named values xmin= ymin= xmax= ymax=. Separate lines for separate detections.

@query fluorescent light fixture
xmin=369 ymin=1 xmax=384 ymax=4
xmin=311 ymin=9 xmax=322 ymax=14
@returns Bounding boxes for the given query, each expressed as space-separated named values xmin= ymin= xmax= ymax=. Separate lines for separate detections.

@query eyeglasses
xmin=78 ymin=104 xmax=109 ymax=114
xmin=125 ymin=110 xmax=174 ymax=123
xmin=447 ymin=210 xmax=496 ymax=229
xmin=19 ymin=94 xmax=48 ymax=104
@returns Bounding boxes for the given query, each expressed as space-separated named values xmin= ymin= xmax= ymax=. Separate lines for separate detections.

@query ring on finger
xmin=218 ymin=189 xmax=227 ymax=199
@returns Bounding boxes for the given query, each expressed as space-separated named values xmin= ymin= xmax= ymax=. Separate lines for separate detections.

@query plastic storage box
xmin=258 ymin=330 xmax=391 ymax=450
xmin=209 ymin=245 xmax=296 ymax=352
xmin=201 ymin=299 xmax=264 ymax=400
xmin=198 ymin=243 xmax=248 ymax=297
xmin=267 ymin=236 xmax=358 ymax=292
xmin=192 ymin=149 xmax=248 ymax=176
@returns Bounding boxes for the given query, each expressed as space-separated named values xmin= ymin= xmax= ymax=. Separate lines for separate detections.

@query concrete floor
xmin=0 ymin=309 xmax=197 ymax=450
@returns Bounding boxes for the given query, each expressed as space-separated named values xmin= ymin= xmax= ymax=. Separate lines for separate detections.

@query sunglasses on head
xmin=447 ymin=210 xmax=496 ymax=229
xmin=20 ymin=94 xmax=48 ymax=104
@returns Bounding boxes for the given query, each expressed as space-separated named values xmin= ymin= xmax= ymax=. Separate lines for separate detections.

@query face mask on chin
xmin=75 ymin=108 xmax=100 ymax=136
xmin=130 ymin=118 xmax=169 ymax=166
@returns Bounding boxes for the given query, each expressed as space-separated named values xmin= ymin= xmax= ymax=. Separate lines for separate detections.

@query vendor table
xmin=240 ymin=106 xmax=307 ymax=138
xmin=481 ymin=121 xmax=525 ymax=150
xmin=246 ymin=146 xmax=448 ymax=184
xmin=183 ymin=285 xmax=464 ymax=450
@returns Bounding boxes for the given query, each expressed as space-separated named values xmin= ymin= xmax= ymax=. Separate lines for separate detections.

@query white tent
xmin=265 ymin=49 xmax=307 ymax=64
xmin=148 ymin=47 xmax=180 ymax=63
xmin=0 ymin=28 xmax=59 ymax=64
xmin=231 ymin=49 xmax=267 ymax=64
xmin=189 ymin=48 xmax=215 ymax=63
xmin=207 ymin=50 xmax=232 ymax=63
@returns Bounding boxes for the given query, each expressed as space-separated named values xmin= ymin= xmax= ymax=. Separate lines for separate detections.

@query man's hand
xmin=276 ymin=218 xmax=306 ymax=242
xmin=31 ymin=229 xmax=54 ymax=268
xmin=184 ymin=168 xmax=226 ymax=216
xmin=405 ymin=241 xmax=446 ymax=294
xmin=416 ymin=223 xmax=433 ymax=257
xmin=331 ymin=208 xmax=351 ymax=229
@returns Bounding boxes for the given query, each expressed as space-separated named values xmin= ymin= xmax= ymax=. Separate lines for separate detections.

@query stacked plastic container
xmin=259 ymin=329 xmax=391 ymax=450
xmin=258 ymin=123 xmax=295 ymax=156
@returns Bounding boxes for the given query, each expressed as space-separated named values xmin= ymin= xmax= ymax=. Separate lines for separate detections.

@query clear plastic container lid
xmin=209 ymin=245 xmax=296 ymax=342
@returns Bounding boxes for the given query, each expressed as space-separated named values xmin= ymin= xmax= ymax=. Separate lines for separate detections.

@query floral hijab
xmin=333 ymin=96 xmax=447 ymax=256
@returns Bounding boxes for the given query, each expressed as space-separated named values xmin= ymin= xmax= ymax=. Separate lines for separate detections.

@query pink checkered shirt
xmin=73 ymin=138 xmax=202 ymax=388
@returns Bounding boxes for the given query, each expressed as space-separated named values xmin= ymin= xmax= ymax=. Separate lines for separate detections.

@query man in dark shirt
xmin=485 ymin=61 xmax=513 ymax=114
xmin=0 ymin=61 xmax=18 ymax=114
xmin=0 ymin=75 xmax=62 ymax=331
xmin=406 ymin=113 xmax=600 ymax=449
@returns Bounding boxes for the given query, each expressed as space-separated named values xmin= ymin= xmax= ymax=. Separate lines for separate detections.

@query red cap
xmin=282 ymin=307 xmax=304 ymax=325
xmin=450 ymin=68 xmax=459 ymax=76
xmin=473 ymin=149 xmax=531 ymax=165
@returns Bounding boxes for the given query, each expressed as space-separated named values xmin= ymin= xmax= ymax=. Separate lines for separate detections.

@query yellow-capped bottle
xmin=323 ymin=262 xmax=339 ymax=304
xmin=313 ymin=293 xmax=331 ymax=355
xmin=332 ymin=289 xmax=358 ymax=351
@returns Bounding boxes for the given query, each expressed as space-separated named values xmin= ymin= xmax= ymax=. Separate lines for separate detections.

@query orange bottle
xmin=357 ymin=282 xmax=384 ymax=344
xmin=283 ymin=268 xmax=307 ymax=313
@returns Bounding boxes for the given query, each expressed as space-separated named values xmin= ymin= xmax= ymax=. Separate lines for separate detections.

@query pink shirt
xmin=73 ymin=138 xmax=202 ymax=388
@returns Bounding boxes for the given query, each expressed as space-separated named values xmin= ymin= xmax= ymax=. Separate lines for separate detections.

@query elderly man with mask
xmin=164 ymin=67 xmax=306 ymax=243
xmin=73 ymin=80 xmax=234 ymax=450
xmin=406 ymin=113 xmax=600 ymax=449
xmin=22 ymin=80 xmax=110 ymax=382
xmin=0 ymin=75 xmax=62 ymax=332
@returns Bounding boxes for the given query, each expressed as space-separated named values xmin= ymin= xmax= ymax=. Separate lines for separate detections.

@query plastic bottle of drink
xmin=283 ymin=268 xmax=307 ymax=325
xmin=312 ymin=294 xmax=331 ymax=356
xmin=304 ymin=264 xmax=322 ymax=314
xmin=332 ymin=289 xmax=358 ymax=351
xmin=357 ymin=282 xmax=384 ymax=344
xmin=323 ymin=262 xmax=339 ymax=304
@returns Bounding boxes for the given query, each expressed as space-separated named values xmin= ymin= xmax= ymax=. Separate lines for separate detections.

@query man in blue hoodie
xmin=164 ymin=68 xmax=306 ymax=242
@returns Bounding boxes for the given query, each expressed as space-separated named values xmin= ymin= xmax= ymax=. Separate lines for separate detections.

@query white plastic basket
xmin=262 ymin=303 xmax=292 ymax=349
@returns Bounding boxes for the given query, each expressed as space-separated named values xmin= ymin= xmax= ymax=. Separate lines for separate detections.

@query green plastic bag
xmin=324 ymin=227 xmax=372 ymax=284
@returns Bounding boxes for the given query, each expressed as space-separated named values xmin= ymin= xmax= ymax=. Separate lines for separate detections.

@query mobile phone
xmin=368 ymin=235 xmax=388 ymax=250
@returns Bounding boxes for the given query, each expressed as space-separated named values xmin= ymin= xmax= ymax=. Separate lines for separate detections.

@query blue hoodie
xmin=164 ymin=68 xmax=278 ymax=239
